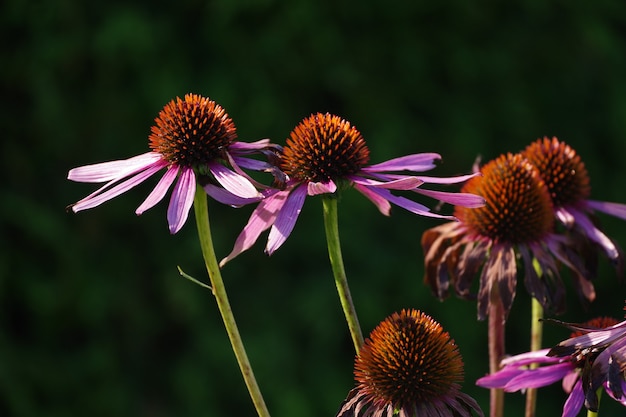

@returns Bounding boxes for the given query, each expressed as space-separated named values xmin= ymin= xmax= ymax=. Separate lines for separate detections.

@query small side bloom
xmin=220 ymin=113 xmax=484 ymax=266
xmin=476 ymin=316 xmax=626 ymax=417
xmin=68 ymin=94 xmax=276 ymax=233
xmin=337 ymin=309 xmax=483 ymax=417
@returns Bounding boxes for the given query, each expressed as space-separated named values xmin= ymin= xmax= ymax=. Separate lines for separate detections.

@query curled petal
xmin=266 ymin=185 xmax=308 ymax=255
xmin=68 ymin=152 xmax=164 ymax=183
xmin=308 ymin=180 xmax=336 ymax=195
xmin=167 ymin=167 xmax=196 ymax=234
xmin=363 ymin=153 xmax=441 ymax=173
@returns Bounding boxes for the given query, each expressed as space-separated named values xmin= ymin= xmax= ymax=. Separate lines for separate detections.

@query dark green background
xmin=3 ymin=0 xmax=626 ymax=416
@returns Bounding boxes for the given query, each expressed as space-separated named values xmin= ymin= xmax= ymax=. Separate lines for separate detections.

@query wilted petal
xmin=208 ymin=161 xmax=261 ymax=199
xmin=266 ymin=185 xmax=308 ymax=255
xmin=363 ymin=153 xmax=441 ymax=172
xmin=68 ymin=152 xmax=164 ymax=183
xmin=167 ymin=167 xmax=196 ymax=234
xmin=220 ymin=190 xmax=290 ymax=267
xmin=136 ymin=165 xmax=179 ymax=215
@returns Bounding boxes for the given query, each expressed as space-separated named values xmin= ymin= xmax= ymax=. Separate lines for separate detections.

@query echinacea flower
xmin=220 ymin=112 xmax=484 ymax=265
xmin=522 ymin=136 xmax=626 ymax=290
xmin=68 ymin=94 xmax=277 ymax=233
xmin=336 ymin=308 xmax=483 ymax=417
xmin=476 ymin=316 xmax=626 ymax=416
xmin=422 ymin=152 xmax=596 ymax=321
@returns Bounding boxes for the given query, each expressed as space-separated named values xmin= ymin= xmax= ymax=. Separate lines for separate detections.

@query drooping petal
xmin=203 ymin=183 xmax=264 ymax=207
xmin=476 ymin=368 xmax=526 ymax=389
xmin=136 ymin=164 xmax=179 ymax=215
xmin=350 ymin=175 xmax=424 ymax=190
xmin=504 ymin=362 xmax=574 ymax=392
xmin=266 ymin=185 xmax=308 ymax=255
xmin=228 ymin=138 xmax=272 ymax=152
xmin=562 ymin=379 xmax=585 ymax=417
xmin=365 ymin=186 xmax=457 ymax=220
xmin=231 ymin=155 xmax=274 ymax=171
xmin=353 ymin=183 xmax=392 ymax=216
xmin=413 ymin=188 xmax=486 ymax=208
xmin=362 ymin=153 xmax=440 ymax=172
xmin=570 ymin=207 xmax=620 ymax=260
xmin=208 ymin=161 xmax=261 ymax=199
xmin=308 ymin=180 xmax=337 ymax=195
xmin=67 ymin=152 xmax=164 ymax=183
xmin=71 ymin=161 xmax=167 ymax=212
xmin=413 ymin=172 xmax=481 ymax=184
xmin=586 ymin=200 xmax=626 ymax=221
xmin=220 ymin=190 xmax=290 ymax=267
xmin=166 ymin=167 xmax=196 ymax=234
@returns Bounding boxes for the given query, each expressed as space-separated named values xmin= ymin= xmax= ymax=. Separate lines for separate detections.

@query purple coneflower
xmin=422 ymin=152 xmax=594 ymax=320
xmin=220 ymin=112 xmax=484 ymax=265
xmin=522 ymin=136 xmax=626 ymax=286
xmin=337 ymin=308 xmax=483 ymax=417
xmin=68 ymin=94 xmax=276 ymax=233
xmin=476 ymin=316 xmax=626 ymax=416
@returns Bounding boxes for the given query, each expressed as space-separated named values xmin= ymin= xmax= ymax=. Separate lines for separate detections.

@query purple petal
xmin=413 ymin=172 xmax=481 ymax=184
xmin=570 ymin=207 xmax=620 ymax=260
xmin=208 ymin=161 xmax=261 ymax=199
xmin=350 ymin=175 xmax=424 ymax=190
xmin=562 ymin=380 xmax=585 ymax=417
xmin=354 ymin=183 xmax=391 ymax=216
xmin=68 ymin=152 xmax=164 ymax=182
xmin=167 ymin=167 xmax=196 ymax=234
xmin=136 ymin=165 xmax=179 ymax=215
xmin=413 ymin=188 xmax=486 ymax=208
xmin=71 ymin=161 xmax=166 ymax=212
xmin=476 ymin=368 xmax=526 ymax=389
xmin=219 ymin=190 xmax=290 ymax=267
xmin=266 ymin=185 xmax=308 ymax=255
xmin=307 ymin=180 xmax=336 ymax=195
xmin=363 ymin=153 xmax=441 ymax=172
xmin=504 ymin=362 xmax=575 ymax=392
xmin=228 ymin=139 xmax=271 ymax=152
xmin=204 ymin=183 xmax=263 ymax=207
xmin=500 ymin=349 xmax=556 ymax=367
xmin=231 ymin=156 xmax=274 ymax=171
xmin=367 ymin=187 xmax=457 ymax=220
xmin=586 ymin=200 xmax=626 ymax=221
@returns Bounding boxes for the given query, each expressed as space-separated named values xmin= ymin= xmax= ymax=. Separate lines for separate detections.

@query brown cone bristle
xmin=280 ymin=113 xmax=370 ymax=183
xmin=149 ymin=94 xmax=237 ymax=167
xmin=354 ymin=309 xmax=464 ymax=408
xmin=570 ymin=316 xmax=620 ymax=338
xmin=522 ymin=137 xmax=591 ymax=208
xmin=456 ymin=153 xmax=554 ymax=244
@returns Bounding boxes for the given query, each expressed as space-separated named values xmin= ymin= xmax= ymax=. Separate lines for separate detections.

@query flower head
xmin=337 ymin=309 xmax=482 ymax=417
xmin=476 ymin=315 xmax=626 ymax=417
xmin=522 ymin=136 xmax=626 ymax=273
xmin=220 ymin=112 xmax=484 ymax=265
xmin=68 ymin=94 xmax=277 ymax=233
xmin=422 ymin=152 xmax=597 ymax=320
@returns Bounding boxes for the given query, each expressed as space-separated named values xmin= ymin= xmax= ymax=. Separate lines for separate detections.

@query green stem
xmin=525 ymin=297 xmax=544 ymax=417
xmin=322 ymin=196 xmax=364 ymax=353
xmin=193 ymin=185 xmax=270 ymax=417
xmin=488 ymin=297 xmax=505 ymax=417
xmin=587 ymin=388 xmax=603 ymax=417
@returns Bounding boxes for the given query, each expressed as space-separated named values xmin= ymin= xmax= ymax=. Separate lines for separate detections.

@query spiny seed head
xmin=280 ymin=113 xmax=370 ymax=183
xmin=149 ymin=94 xmax=237 ymax=167
xmin=456 ymin=153 xmax=554 ymax=244
xmin=522 ymin=137 xmax=591 ymax=208
xmin=354 ymin=309 xmax=464 ymax=409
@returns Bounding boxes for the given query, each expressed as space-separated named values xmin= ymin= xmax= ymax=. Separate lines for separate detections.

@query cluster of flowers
xmin=68 ymin=93 xmax=626 ymax=417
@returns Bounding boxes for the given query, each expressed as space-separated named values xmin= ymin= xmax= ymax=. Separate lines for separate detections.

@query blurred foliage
xmin=2 ymin=0 xmax=626 ymax=416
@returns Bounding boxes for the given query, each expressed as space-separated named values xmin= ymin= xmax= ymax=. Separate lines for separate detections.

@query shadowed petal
xmin=363 ymin=153 xmax=440 ymax=172
xmin=266 ymin=185 xmax=308 ymax=255
xmin=167 ymin=167 xmax=196 ymax=234
xmin=68 ymin=152 xmax=163 ymax=182
xmin=71 ymin=161 xmax=167 ymax=212
xmin=136 ymin=165 xmax=179 ymax=215
xmin=570 ymin=207 xmax=620 ymax=260
xmin=220 ymin=190 xmax=290 ymax=267
xmin=208 ymin=161 xmax=261 ymax=199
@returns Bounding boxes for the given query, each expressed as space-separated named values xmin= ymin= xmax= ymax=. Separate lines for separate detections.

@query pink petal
xmin=414 ymin=172 xmax=481 ymax=184
xmin=354 ymin=183 xmax=391 ymax=216
xmin=208 ymin=161 xmax=261 ymax=199
xmin=203 ymin=183 xmax=263 ymax=207
xmin=68 ymin=152 xmax=163 ymax=182
xmin=369 ymin=187 xmax=457 ymax=220
xmin=228 ymin=139 xmax=271 ymax=152
xmin=307 ymin=180 xmax=336 ymax=195
xmin=413 ymin=188 xmax=486 ymax=208
xmin=167 ymin=167 xmax=196 ymax=234
xmin=135 ymin=165 xmax=179 ymax=215
xmin=350 ymin=175 xmax=424 ymax=190
xmin=266 ymin=185 xmax=308 ymax=255
xmin=504 ymin=362 xmax=574 ymax=392
xmin=71 ymin=161 xmax=166 ymax=212
xmin=363 ymin=153 xmax=441 ymax=172
xmin=219 ymin=190 xmax=290 ymax=267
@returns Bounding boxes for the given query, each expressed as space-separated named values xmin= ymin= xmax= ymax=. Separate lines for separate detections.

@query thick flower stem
xmin=322 ymin=196 xmax=364 ymax=353
xmin=488 ymin=298 xmax=505 ymax=417
xmin=525 ymin=297 xmax=544 ymax=417
xmin=193 ymin=185 xmax=271 ymax=417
